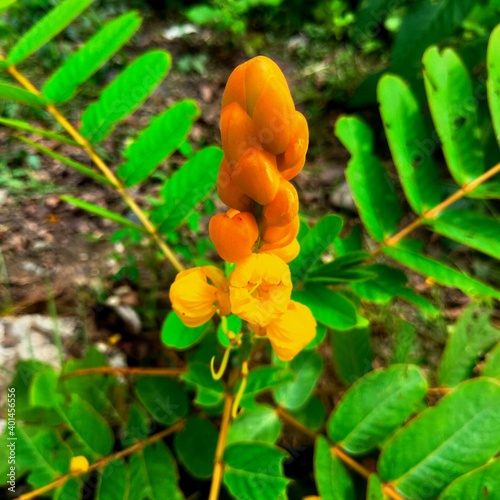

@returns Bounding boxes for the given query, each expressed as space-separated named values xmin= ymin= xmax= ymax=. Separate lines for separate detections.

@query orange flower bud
xmin=252 ymin=76 xmax=295 ymax=155
xmin=266 ymin=301 xmax=316 ymax=361
xmin=229 ymin=253 xmax=292 ymax=327
xmin=280 ymin=157 xmax=305 ymax=181
xmin=169 ymin=266 xmax=230 ymax=327
xmin=220 ymin=102 xmax=259 ymax=166
xmin=222 ymin=56 xmax=290 ymax=115
xmin=262 ymin=178 xmax=299 ymax=227
xmin=209 ymin=209 xmax=259 ymax=263
xmin=216 ymin=157 xmax=253 ymax=212
xmin=261 ymin=216 xmax=299 ymax=247
xmin=221 ymin=63 xmax=246 ymax=112
xmin=232 ymin=147 xmax=281 ymax=205
xmin=277 ymin=111 xmax=309 ymax=171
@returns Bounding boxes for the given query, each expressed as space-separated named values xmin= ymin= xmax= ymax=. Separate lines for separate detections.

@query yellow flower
xmin=229 ymin=254 xmax=292 ymax=327
xmin=265 ymin=301 xmax=316 ymax=361
xmin=69 ymin=455 xmax=89 ymax=473
xmin=170 ymin=266 xmax=230 ymax=327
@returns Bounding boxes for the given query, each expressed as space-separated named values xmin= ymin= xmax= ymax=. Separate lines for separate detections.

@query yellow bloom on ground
xmin=170 ymin=266 xmax=230 ymax=327
xmin=229 ymin=254 xmax=292 ymax=327
xmin=266 ymin=300 xmax=316 ymax=361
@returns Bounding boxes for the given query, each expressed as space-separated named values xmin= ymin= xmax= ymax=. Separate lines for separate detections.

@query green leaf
xmin=331 ymin=326 xmax=373 ymax=385
xmin=288 ymin=395 xmax=326 ymax=432
xmin=154 ymin=146 xmax=222 ymax=232
xmin=0 ymin=81 xmax=48 ymax=107
xmin=16 ymin=427 xmax=71 ymax=488
xmin=16 ymin=136 xmax=113 ymax=186
xmin=61 ymin=394 xmax=114 ymax=456
xmin=161 ymin=311 xmax=208 ymax=350
xmin=135 ymin=376 xmax=188 ymax=425
xmin=129 ymin=441 xmax=183 ymax=500
xmin=273 ymin=351 xmax=323 ymax=410
xmin=423 ymin=46 xmax=485 ymax=184
xmin=379 ymin=378 xmax=500 ymax=499
xmin=328 ymin=365 xmax=427 ymax=455
xmin=226 ymin=405 xmax=282 ymax=446
xmin=367 ymin=474 xmax=389 ymax=500
xmin=438 ymin=303 xmax=500 ymax=387
xmin=293 ymin=285 xmax=358 ymax=330
xmin=305 ymin=322 xmax=327 ymax=350
xmin=482 ymin=341 xmax=500 ymax=379
xmin=314 ymin=436 xmax=356 ymax=500
xmin=10 ymin=360 xmax=60 ymax=422
xmin=117 ymin=99 xmax=199 ymax=187
xmin=43 ymin=12 xmax=142 ymax=103
xmin=391 ymin=0 xmax=476 ymax=78
xmin=8 ymin=0 xmax=95 ymax=65
xmin=80 ymin=50 xmax=171 ymax=143
xmin=217 ymin=314 xmax=242 ymax=348
xmin=60 ymin=195 xmax=144 ymax=231
xmin=488 ymin=25 xmax=500 ymax=148
xmin=335 ymin=115 xmax=402 ymax=242
xmin=0 ymin=0 xmax=17 ymax=15
xmin=354 ymin=0 xmax=394 ymax=43
xmin=241 ymin=366 xmax=294 ymax=409
xmin=390 ymin=318 xmax=418 ymax=364
xmin=427 ymin=210 xmax=500 ymax=259
xmin=351 ymin=263 xmax=439 ymax=316
xmin=289 ymin=214 xmax=343 ymax=282
xmin=0 ymin=117 xmax=76 ymax=144
xmin=378 ymin=74 xmax=441 ymax=213
xmin=306 ymin=251 xmax=372 ymax=286
xmin=223 ymin=442 xmax=289 ymax=500
xmin=96 ymin=459 xmax=129 ymax=500
xmin=54 ymin=478 xmax=82 ymax=500
xmin=439 ymin=458 xmax=500 ymax=500
xmin=383 ymin=245 xmax=500 ymax=299
xmin=181 ymin=362 xmax=224 ymax=407
xmin=174 ymin=415 xmax=218 ymax=479
xmin=120 ymin=403 xmax=150 ymax=448
xmin=30 ymin=367 xmax=62 ymax=408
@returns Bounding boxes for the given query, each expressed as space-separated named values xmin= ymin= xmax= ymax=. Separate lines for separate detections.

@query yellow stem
xmin=427 ymin=386 xmax=452 ymax=396
xmin=209 ymin=394 xmax=233 ymax=500
xmin=2 ymin=56 xmax=184 ymax=272
xmin=62 ymin=366 xmax=186 ymax=378
xmin=15 ymin=420 xmax=185 ymax=500
xmin=374 ymin=160 xmax=500 ymax=256
xmin=274 ymin=405 xmax=317 ymax=440
xmin=331 ymin=445 xmax=371 ymax=480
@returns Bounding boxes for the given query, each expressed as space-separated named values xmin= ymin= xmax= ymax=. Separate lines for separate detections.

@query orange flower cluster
xmin=210 ymin=56 xmax=308 ymax=265
xmin=169 ymin=56 xmax=315 ymax=362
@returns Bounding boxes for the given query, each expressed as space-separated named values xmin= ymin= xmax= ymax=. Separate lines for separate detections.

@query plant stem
xmin=274 ymin=405 xmax=317 ymax=440
xmin=62 ymin=366 xmax=187 ymax=378
xmin=374 ymin=160 xmax=500 ymax=255
xmin=2 ymin=56 xmax=185 ymax=273
xmin=15 ymin=420 xmax=185 ymax=500
xmin=427 ymin=386 xmax=452 ymax=396
xmin=275 ymin=406 xmax=405 ymax=500
xmin=209 ymin=394 xmax=234 ymax=500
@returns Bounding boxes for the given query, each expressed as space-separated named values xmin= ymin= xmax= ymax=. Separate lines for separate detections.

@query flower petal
xmin=266 ymin=301 xmax=316 ymax=361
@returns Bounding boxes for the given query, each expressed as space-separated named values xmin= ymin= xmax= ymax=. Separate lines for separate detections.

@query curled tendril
xmin=231 ymin=361 xmax=249 ymax=419
xmin=210 ymin=345 xmax=232 ymax=381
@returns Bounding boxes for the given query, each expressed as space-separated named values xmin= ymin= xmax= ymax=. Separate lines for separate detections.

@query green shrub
xmin=1 ymin=1 xmax=500 ymax=499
